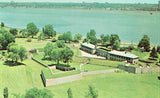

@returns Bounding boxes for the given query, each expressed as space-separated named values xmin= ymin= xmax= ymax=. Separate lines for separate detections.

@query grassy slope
xmin=0 ymin=55 xmax=159 ymax=98
xmin=48 ymin=72 xmax=160 ymax=98
xmin=15 ymin=38 xmax=51 ymax=50
xmin=0 ymin=59 xmax=45 ymax=97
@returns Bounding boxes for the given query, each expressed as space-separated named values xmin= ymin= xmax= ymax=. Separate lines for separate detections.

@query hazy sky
xmin=0 ymin=0 xmax=158 ymax=4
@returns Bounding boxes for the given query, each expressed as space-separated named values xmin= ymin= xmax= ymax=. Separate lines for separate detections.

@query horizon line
xmin=0 ymin=2 xmax=158 ymax=4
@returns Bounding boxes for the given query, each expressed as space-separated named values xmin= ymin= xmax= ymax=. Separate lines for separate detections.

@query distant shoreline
xmin=0 ymin=2 xmax=159 ymax=12
xmin=0 ymin=7 xmax=160 ymax=12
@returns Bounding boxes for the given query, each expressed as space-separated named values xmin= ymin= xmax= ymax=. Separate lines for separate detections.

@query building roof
xmin=108 ymin=51 xmax=138 ymax=59
xmin=81 ymin=43 xmax=95 ymax=49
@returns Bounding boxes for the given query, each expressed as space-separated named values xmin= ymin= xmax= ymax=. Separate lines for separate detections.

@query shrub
xmin=52 ymin=38 xmax=57 ymax=42
xmin=56 ymin=64 xmax=75 ymax=71
xmin=119 ymin=47 xmax=127 ymax=51
xmin=26 ymin=37 xmax=32 ymax=42
xmin=72 ymin=39 xmax=79 ymax=43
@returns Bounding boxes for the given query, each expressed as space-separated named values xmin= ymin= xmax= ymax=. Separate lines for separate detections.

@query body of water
xmin=0 ymin=8 xmax=160 ymax=45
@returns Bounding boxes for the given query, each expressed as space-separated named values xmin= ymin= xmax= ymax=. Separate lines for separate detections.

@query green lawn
xmin=42 ymin=68 xmax=81 ymax=79
xmin=51 ymin=69 xmax=63 ymax=73
xmin=0 ymin=59 xmax=44 ymax=97
xmin=47 ymin=73 xmax=160 ymax=98
xmin=89 ymin=58 xmax=125 ymax=68
xmin=81 ymin=64 xmax=113 ymax=72
xmin=16 ymin=38 xmax=51 ymax=50
xmin=0 ymin=59 xmax=159 ymax=98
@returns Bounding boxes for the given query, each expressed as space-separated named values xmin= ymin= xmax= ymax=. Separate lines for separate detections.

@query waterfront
xmin=0 ymin=8 xmax=160 ymax=45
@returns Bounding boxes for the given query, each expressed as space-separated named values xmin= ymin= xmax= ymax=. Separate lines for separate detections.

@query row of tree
xmin=1 ymin=22 xmax=56 ymax=39
xmin=44 ymin=41 xmax=74 ymax=65
xmin=83 ymin=29 xmax=121 ymax=50
xmin=3 ymin=85 xmax=98 ymax=98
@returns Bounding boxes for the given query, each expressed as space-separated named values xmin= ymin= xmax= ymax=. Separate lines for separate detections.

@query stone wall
xmin=118 ymin=65 xmax=135 ymax=73
xmin=118 ymin=65 xmax=160 ymax=74
xmin=41 ymin=70 xmax=46 ymax=87
xmin=135 ymin=67 xmax=160 ymax=74
xmin=44 ymin=73 xmax=82 ymax=87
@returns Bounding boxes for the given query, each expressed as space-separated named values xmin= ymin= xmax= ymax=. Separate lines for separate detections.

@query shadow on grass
xmin=3 ymin=61 xmax=26 ymax=67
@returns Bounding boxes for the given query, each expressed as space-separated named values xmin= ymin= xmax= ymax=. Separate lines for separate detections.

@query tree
xmin=44 ymin=42 xmax=55 ymax=58
xmin=56 ymin=40 xmax=65 ymax=48
xmin=58 ymin=34 xmax=64 ymax=40
xmin=0 ymin=32 xmax=15 ymax=49
xmin=150 ymin=47 xmax=158 ymax=59
xmin=51 ymin=49 xmax=63 ymax=65
xmin=110 ymin=34 xmax=120 ymax=50
xmin=9 ymin=28 xmax=18 ymax=36
xmin=1 ymin=22 xmax=4 ymax=27
xmin=58 ymin=31 xmax=72 ymax=43
xmin=27 ymin=22 xmax=39 ymax=38
xmin=87 ymin=29 xmax=96 ymax=39
xmin=157 ymin=46 xmax=160 ymax=54
xmin=66 ymin=31 xmax=72 ymax=43
xmin=19 ymin=46 xmax=27 ymax=62
xmin=19 ymin=29 xmax=28 ymax=38
xmin=113 ymin=40 xmax=120 ymax=50
xmin=25 ymin=87 xmax=53 ymax=98
xmin=43 ymin=24 xmax=56 ymax=38
xmin=85 ymin=85 xmax=98 ymax=98
xmin=67 ymin=88 xmax=73 ymax=98
xmin=7 ymin=43 xmax=27 ymax=63
xmin=62 ymin=48 xmax=74 ymax=65
xmin=90 ymin=36 xmax=97 ymax=45
xmin=74 ymin=33 xmax=82 ymax=40
xmin=100 ymin=34 xmax=110 ymax=43
xmin=3 ymin=87 xmax=8 ymax=98
xmin=38 ymin=32 xmax=45 ymax=41
xmin=86 ymin=29 xmax=97 ymax=45
xmin=138 ymin=35 xmax=150 ymax=52
xmin=100 ymin=34 xmax=105 ymax=42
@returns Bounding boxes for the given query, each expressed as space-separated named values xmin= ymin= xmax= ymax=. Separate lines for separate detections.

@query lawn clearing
xmin=16 ymin=38 xmax=51 ymax=50
xmin=89 ymin=58 xmax=125 ymax=68
xmin=43 ymin=68 xmax=81 ymax=79
xmin=0 ymin=58 xmax=159 ymax=98
xmin=47 ymin=72 xmax=160 ymax=98
xmin=81 ymin=64 xmax=113 ymax=72
xmin=0 ymin=59 xmax=45 ymax=98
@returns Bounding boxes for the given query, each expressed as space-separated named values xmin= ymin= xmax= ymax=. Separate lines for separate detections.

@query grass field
xmin=81 ymin=64 xmax=112 ymax=72
xmin=0 ymin=58 xmax=160 ymax=98
xmin=16 ymin=38 xmax=51 ymax=50
xmin=0 ymin=35 xmax=160 ymax=97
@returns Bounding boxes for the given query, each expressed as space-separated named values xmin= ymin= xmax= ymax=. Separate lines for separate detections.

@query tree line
xmin=3 ymin=85 xmax=98 ymax=98
xmin=0 ymin=2 xmax=158 ymax=11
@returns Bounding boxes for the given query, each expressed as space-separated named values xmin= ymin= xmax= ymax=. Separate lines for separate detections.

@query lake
xmin=0 ymin=8 xmax=160 ymax=45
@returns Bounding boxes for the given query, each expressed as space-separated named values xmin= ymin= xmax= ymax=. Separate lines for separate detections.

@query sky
xmin=0 ymin=0 xmax=158 ymax=4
